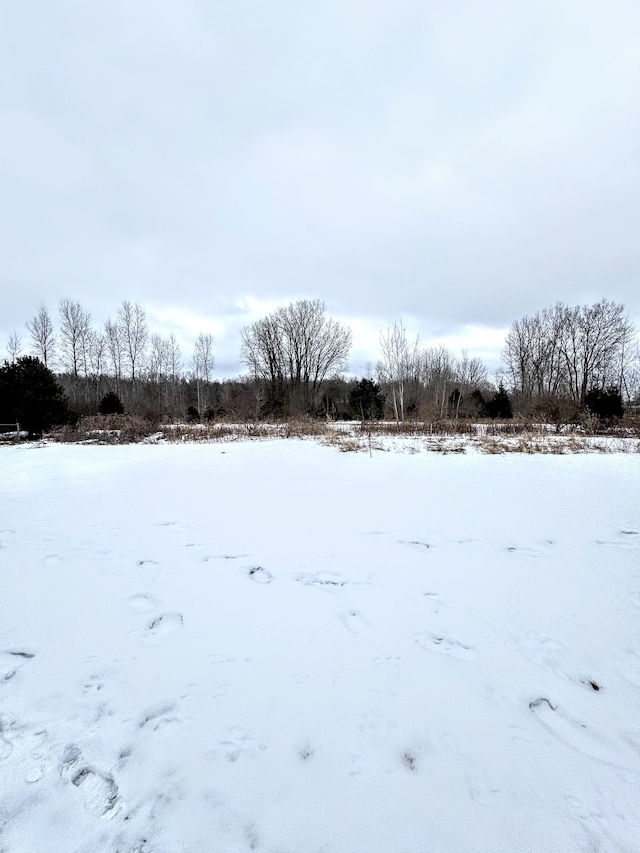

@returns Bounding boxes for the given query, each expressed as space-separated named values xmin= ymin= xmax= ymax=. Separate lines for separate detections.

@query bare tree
xmin=378 ymin=320 xmax=419 ymax=421
xmin=240 ymin=313 xmax=285 ymax=408
xmin=456 ymin=350 xmax=489 ymax=389
xmin=502 ymin=299 xmax=636 ymax=408
xmin=555 ymin=300 xmax=634 ymax=405
xmin=104 ymin=318 xmax=124 ymax=393
xmin=240 ymin=300 xmax=351 ymax=413
xmin=278 ymin=300 xmax=351 ymax=409
xmin=167 ymin=333 xmax=182 ymax=380
xmin=147 ymin=332 xmax=183 ymax=410
xmin=420 ymin=344 xmax=456 ymax=417
xmin=6 ymin=331 xmax=22 ymax=364
xmin=148 ymin=334 xmax=169 ymax=382
xmin=85 ymin=331 xmax=107 ymax=405
xmin=58 ymin=299 xmax=91 ymax=377
xmin=26 ymin=305 xmax=56 ymax=367
xmin=117 ymin=301 xmax=148 ymax=381
xmin=192 ymin=332 xmax=214 ymax=414
xmin=449 ymin=350 xmax=490 ymax=417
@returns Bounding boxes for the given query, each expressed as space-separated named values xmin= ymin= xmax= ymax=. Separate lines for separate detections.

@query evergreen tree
xmin=348 ymin=379 xmax=386 ymax=420
xmin=99 ymin=390 xmax=124 ymax=415
xmin=482 ymin=384 xmax=513 ymax=419
xmin=585 ymin=386 xmax=624 ymax=421
xmin=0 ymin=356 xmax=71 ymax=435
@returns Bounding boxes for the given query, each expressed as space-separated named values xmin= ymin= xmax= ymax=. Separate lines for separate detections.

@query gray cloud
xmin=2 ymin=0 xmax=639 ymax=376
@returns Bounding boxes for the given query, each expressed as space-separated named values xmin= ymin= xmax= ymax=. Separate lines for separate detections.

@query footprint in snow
xmin=505 ymin=545 xmax=541 ymax=558
xmin=0 ymin=649 xmax=35 ymax=683
xmin=139 ymin=702 xmax=180 ymax=731
xmin=528 ymin=698 xmax=618 ymax=766
xmin=350 ymin=753 xmax=374 ymax=780
xmin=127 ymin=593 xmax=159 ymax=612
xmin=59 ymin=745 xmax=122 ymax=818
xmin=201 ymin=553 xmax=248 ymax=562
xmin=295 ymin=571 xmax=348 ymax=589
xmin=467 ymin=775 xmax=501 ymax=806
xmin=340 ymin=609 xmax=371 ymax=636
xmin=400 ymin=540 xmax=432 ymax=551
xmin=247 ymin=566 xmax=273 ymax=584
xmin=423 ymin=591 xmax=450 ymax=614
xmin=208 ymin=727 xmax=266 ymax=763
xmin=520 ymin=634 xmax=565 ymax=671
xmin=414 ymin=632 xmax=476 ymax=661
xmin=565 ymin=794 xmax=630 ymax=853
xmin=139 ymin=612 xmax=183 ymax=644
xmin=0 ymin=729 xmax=13 ymax=761
xmin=373 ymin=655 xmax=401 ymax=667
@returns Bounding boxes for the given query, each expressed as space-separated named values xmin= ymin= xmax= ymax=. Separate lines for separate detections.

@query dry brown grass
xmin=49 ymin=414 xmax=154 ymax=444
xmin=45 ymin=414 xmax=640 ymax=454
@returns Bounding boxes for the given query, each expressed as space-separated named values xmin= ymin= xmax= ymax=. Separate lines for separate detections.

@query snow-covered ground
xmin=1 ymin=440 xmax=639 ymax=853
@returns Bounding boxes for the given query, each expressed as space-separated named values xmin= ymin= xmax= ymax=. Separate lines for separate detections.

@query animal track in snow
xmin=82 ymin=673 xmax=105 ymax=695
xmin=201 ymin=553 xmax=248 ymax=562
xmin=349 ymin=753 xmax=369 ymax=780
xmin=373 ymin=655 xmax=401 ymax=667
xmin=60 ymin=745 xmax=121 ymax=818
xmin=414 ymin=632 xmax=476 ymax=661
xmin=466 ymin=775 xmax=501 ymax=806
xmin=402 ymin=750 xmax=418 ymax=771
xmin=298 ymin=744 xmax=315 ymax=761
xmin=209 ymin=727 xmax=267 ymax=763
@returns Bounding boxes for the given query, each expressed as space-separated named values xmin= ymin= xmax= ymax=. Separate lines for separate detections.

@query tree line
xmin=2 ymin=296 xmax=638 ymax=433
xmin=501 ymin=300 xmax=636 ymax=408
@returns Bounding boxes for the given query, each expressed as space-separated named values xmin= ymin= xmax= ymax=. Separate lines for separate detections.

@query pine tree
xmin=0 ymin=356 xmax=71 ymax=435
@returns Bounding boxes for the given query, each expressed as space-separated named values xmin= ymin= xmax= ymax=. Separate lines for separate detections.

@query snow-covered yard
xmin=1 ymin=440 xmax=639 ymax=852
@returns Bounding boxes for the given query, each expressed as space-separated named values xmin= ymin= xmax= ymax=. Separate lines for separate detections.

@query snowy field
xmin=1 ymin=440 xmax=639 ymax=853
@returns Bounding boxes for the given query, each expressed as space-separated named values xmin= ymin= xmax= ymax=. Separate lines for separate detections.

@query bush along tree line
xmin=1 ymin=297 xmax=638 ymax=436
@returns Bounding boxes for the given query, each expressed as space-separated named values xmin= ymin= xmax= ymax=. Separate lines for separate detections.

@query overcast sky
xmin=1 ymin=0 xmax=639 ymax=377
